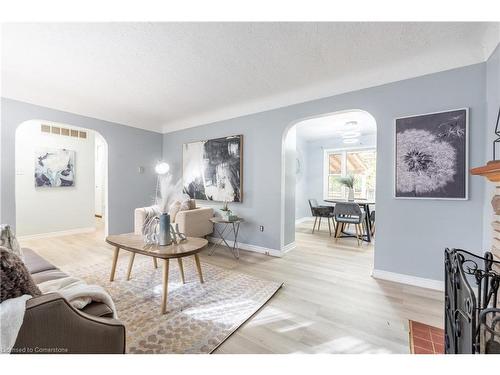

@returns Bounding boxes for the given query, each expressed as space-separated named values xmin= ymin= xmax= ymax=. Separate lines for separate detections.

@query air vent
xmin=41 ymin=124 xmax=87 ymax=140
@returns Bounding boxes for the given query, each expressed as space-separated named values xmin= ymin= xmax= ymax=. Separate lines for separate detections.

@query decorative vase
xmin=348 ymin=188 xmax=355 ymax=202
xmin=158 ymin=213 xmax=171 ymax=246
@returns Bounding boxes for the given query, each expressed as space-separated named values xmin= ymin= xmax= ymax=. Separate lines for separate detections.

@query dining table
xmin=324 ymin=199 xmax=375 ymax=242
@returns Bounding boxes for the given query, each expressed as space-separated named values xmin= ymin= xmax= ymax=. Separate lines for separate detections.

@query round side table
xmin=209 ymin=217 xmax=244 ymax=259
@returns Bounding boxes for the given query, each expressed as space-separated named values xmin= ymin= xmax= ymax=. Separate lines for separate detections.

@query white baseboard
xmin=372 ymin=269 xmax=444 ymax=291
xmin=18 ymin=227 xmax=96 ymax=241
xmin=295 ymin=216 xmax=313 ymax=225
xmin=206 ymin=236 xmax=283 ymax=257
xmin=281 ymin=241 xmax=296 ymax=254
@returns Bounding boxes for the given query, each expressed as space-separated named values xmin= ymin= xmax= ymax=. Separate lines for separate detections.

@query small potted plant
xmin=338 ymin=175 xmax=356 ymax=201
xmin=220 ymin=200 xmax=231 ymax=220
xmin=220 ymin=200 xmax=239 ymax=221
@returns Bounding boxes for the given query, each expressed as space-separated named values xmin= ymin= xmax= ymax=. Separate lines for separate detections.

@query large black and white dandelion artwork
xmin=395 ymin=109 xmax=468 ymax=199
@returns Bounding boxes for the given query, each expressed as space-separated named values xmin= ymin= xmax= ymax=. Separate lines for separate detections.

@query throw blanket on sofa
xmin=0 ymin=294 xmax=32 ymax=353
xmin=38 ymin=277 xmax=118 ymax=318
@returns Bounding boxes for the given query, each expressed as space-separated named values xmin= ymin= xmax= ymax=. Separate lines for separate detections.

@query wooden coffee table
xmin=106 ymin=233 xmax=208 ymax=314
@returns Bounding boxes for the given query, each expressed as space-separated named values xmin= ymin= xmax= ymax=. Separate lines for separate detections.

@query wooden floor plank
xmin=19 ymin=218 xmax=443 ymax=353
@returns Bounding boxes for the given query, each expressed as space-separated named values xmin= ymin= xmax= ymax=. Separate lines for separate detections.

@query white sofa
xmin=134 ymin=205 xmax=214 ymax=238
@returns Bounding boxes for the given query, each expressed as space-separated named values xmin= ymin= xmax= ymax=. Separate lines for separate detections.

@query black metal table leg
xmin=364 ymin=204 xmax=372 ymax=243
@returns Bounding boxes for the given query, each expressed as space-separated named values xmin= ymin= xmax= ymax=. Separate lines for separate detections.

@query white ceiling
xmin=2 ymin=22 xmax=499 ymax=134
xmin=296 ymin=110 xmax=376 ymax=142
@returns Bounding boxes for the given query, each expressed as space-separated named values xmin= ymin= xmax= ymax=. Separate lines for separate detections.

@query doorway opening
xmin=281 ymin=109 xmax=377 ymax=252
xmin=94 ymin=132 xmax=107 ymax=220
xmin=15 ymin=120 xmax=109 ymax=238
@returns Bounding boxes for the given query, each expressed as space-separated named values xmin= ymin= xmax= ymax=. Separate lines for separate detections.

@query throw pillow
xmin=168 ymin=201 xmax=182 ymax=222
xmin=0 ymin=224 xmax=23 ymax=260
xmin=188 ymin=199 xmax=196 ymax=210
xmin=179 ymin=199 xmax=191 ymax=212
xmin=0 ymin=246 xmax=41 ymax=303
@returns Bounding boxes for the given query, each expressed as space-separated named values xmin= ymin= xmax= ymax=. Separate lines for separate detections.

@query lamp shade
xmin=155 ymin=162 xmax=170 ymax=175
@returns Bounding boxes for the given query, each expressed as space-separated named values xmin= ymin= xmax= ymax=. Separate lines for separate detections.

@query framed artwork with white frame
xmin=394 ymin=108 xmax=468 ymax=200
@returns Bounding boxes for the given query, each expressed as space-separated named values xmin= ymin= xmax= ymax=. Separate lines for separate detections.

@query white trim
xmin=295 ymin=216 xmax=313 ymax=225
xmin=206 ymin=236 xmax=283 ymax=257
xmin=393 ymin=107 xmax=469 ymax=201
xmin=18 ymin=227 xmax=96 ymax=241
xmin=372 ymin=269 xmax=444 ymax=291
xmin=281 ymin=241 xmax=296 ymax=254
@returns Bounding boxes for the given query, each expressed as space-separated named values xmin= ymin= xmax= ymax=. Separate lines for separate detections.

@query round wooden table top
xmin=106 ymin=233 xmax=208 ymax=259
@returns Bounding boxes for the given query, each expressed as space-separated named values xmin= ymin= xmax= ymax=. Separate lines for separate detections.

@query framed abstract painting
xmin=395 ymin=108 xmax=468 ymax=199
xmin=183 ymin=135 xmax=243 ymax=202
xmin=35 ymin=148 xmax=75 ymax=187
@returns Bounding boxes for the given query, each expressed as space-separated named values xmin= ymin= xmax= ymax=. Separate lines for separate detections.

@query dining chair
xmin=369 ymin=210 xmax=375 ymax=237
xmin=308 ymin=199 xmax=335 ymax=235
xmin=333 ymin=202 xmax=365 ymax=246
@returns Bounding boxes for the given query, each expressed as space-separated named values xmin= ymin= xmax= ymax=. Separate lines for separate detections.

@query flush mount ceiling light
xmin=343 ymin=138 xmax=359 ymax=144
xmin=342 ymin=131 xmax=361 ymax=139
xmin=345 ymin=121 xmax=358 ymax=127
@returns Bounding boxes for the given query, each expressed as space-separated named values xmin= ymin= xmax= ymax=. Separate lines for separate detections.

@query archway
xmin=15 ymin=120 xmax=109 ymax=238
xmin=281 ymin=109 xmax=377 ymax=251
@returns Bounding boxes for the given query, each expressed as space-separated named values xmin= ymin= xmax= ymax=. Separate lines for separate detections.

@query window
xmin=324 ymin=148 xmax=376 ymax=200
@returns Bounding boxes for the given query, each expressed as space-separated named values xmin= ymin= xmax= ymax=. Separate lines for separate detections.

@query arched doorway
xmin=281 ymin=109 xmax=377 ymax=251
xmin=15 ymin=120 xmax=109 ymax=238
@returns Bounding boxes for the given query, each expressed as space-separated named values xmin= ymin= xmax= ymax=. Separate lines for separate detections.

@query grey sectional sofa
xmin=12 ymin=249 xmax=125 ymax=354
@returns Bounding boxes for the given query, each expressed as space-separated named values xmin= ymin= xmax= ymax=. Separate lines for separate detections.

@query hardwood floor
xmin=19 ymin=218 xmax=444 ymax=354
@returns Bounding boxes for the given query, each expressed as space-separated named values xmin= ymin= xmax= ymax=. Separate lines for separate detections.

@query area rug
xmin=65 ymin=255 xmax=283 ymax=353
xmin=409 ymin=320 xmax=445 ymax=354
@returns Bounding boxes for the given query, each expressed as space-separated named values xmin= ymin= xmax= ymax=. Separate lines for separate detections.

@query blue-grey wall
xmin=483 ymin=44 xmax=500 ymax=251
xmin=1 ymin=58 xmax=491 ymax=283
xmin=163 ymin=110 xmax=287 ymax=250
xmin=163 ymin=63 xmax=487 ymax=281
xmin=1 ymin=98 xmax=163 ymax=235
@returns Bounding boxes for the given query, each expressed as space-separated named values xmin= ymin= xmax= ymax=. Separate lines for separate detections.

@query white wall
xmin=15 ymin=120 xmax=95 ymax=236
xmin=283 ymin=126 xmax=297 ymax=244
xmin=94 ymin=132 xmax=106 ymax=218
xmin=295 ymin=135 xmax=309 ymax=219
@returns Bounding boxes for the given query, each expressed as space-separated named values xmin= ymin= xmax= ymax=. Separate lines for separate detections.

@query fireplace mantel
xmin=471 ymin=159 xmax=500 ymax=269
xmin=471 ymin=160 xmax=500 ymax=182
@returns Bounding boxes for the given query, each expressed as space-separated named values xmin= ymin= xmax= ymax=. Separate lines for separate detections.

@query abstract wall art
xmin=35 ymin=148 xmax=75 ymax=187
xmin=183 ymin=135 xmax=242 ymax=202
xmin=395 ymin=109 xmax=468 ymax=199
